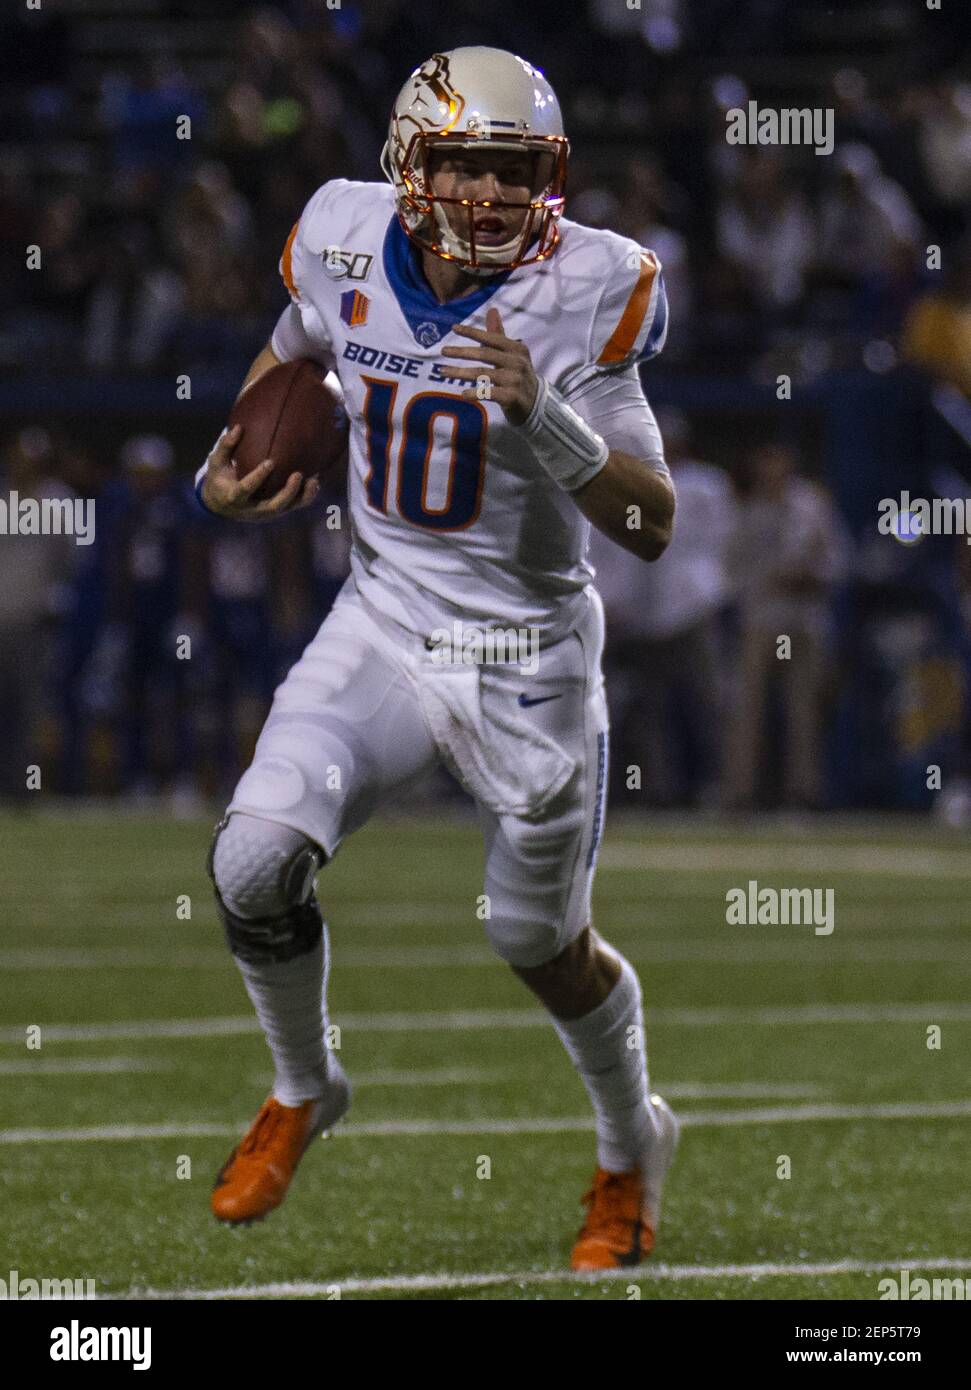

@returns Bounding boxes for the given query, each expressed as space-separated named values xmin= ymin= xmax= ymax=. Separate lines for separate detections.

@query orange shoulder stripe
xmin=281 ymin=221 xmax=300 ymax=298
xmin=597 ymin=250 xmax=658 ymax=365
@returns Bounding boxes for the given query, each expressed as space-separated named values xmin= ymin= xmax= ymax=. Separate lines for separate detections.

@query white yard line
xmin=599 ymin=843 xmax=971 ymax=877
xmin=3 ymin=1000 xmax=969 ymax=1046
xmin=0 ymin=949 xmax=229 ymax=970
xmin=245 ymin=1071 xmax=828 ymax=1098
xmin=633 ymin=940 xmax=971 ymax=962
xmin=0 ymin=1015 xmax=263 ymax=1043
xmin=680 ymin=1099 xmax=971 ymax=1125
xmin=661 ymin=1082 xmax=829 ymax=1099
xmin=3 ymin=1099 xmax=970 ymax=1145
xmin=654 ymin=1002 xmax=971 ymax=1024
xmin=1 ymin=938 xmax=967 ymax=970
xmin=128 ymin=1256 xmax=971 ymax=1299
xmin=0 ymin=1057 xmax=173 ymax=1076
xmin=248 ymin=1066 xmax=516 ymax=1090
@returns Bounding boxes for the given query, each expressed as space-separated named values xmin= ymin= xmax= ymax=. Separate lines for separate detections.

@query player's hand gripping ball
xmin=203 ymin=359 xmax=348 ymax=521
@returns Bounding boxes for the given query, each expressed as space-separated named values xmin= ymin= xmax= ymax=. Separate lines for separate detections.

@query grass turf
xmin=1 ymin=811 xmax=969 ymax=1300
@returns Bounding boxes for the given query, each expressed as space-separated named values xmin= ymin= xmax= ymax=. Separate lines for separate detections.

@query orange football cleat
xmin=212 ymin=1072 xmax=349 ymax=1224
xmin=570 ymin=1168 xmax=656 ymax=1270
xmin=570 ymin=1095 xmax=679 ymax=1270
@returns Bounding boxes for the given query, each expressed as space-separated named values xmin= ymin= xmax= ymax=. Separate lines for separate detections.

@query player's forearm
xmin=573 ymin=449 xmax=676 ymax=562
xmin=237 ymin=341 xmax=283 ymax=399
xmin=504 ymin=369 xmax=674 ymax=561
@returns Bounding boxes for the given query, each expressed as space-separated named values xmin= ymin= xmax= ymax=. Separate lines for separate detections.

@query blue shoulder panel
xmin=640 ymin=268 xmax=668 ymax=362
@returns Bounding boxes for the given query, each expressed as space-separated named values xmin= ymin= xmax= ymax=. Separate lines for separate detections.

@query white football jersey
xmin=271 ymin=178 xmax=668 ymax=638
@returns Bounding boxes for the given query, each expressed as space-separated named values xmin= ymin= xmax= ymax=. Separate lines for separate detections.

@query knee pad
xmin=208 ymin=813 xmax=324 ymax=965
xmin=483 ymin=915 xmax=563 ymax=969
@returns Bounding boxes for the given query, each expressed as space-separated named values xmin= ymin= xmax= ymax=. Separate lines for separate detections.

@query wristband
xmin=520 ymin=376 xmax=610 ymax=492
xmin=194 ymin=460 xmax=216 ymax=515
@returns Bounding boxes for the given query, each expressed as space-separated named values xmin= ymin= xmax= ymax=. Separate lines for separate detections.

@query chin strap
xmin=455 ymin=261 xmax=511 ymax=280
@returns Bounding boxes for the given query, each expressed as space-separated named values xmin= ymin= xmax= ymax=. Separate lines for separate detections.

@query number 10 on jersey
xmin=361 ymin=378 xmax=488 ymax=532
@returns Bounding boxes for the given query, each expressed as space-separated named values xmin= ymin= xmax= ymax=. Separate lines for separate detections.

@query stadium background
xmin=3 ymin=0 xmax=971 ymax=813
xmin=2 ymin=0 xmax=971 ymax=1308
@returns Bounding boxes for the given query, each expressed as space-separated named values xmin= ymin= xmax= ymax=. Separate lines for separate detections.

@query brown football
xmin=227 ymin=358 xmax=349 ymax=500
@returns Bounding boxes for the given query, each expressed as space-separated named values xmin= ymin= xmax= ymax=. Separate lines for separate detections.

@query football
xmin=227 ymin=358 xmax=349 ymax=499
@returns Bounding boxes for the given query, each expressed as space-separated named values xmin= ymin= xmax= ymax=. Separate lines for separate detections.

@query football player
xmin=197 ymin=46 xmax=678 ymax=1271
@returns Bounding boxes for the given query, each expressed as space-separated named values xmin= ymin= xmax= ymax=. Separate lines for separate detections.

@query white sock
xmin=235 ymin=929 xmax=332 ymax=1107
xmin=549 ymin=953 xmax=654 ymax=1173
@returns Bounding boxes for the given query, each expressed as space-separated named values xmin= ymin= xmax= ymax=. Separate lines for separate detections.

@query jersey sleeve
xmin=274 ymin=183 xmax=338 ymax=361
xmin=588 ymin=246 xmax=668 ymax=371
xmin=564 ymin=363 xmax=669 ymax=474
xmin=270 ymin=301 xmax=335 ymax=369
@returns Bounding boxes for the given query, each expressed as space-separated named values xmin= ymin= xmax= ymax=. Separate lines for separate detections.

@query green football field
xmin=1 ymin=809 xmax=970 ymax=1301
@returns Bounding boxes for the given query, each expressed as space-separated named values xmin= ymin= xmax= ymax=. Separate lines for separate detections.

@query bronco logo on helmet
xmin=400 ymin=53 xmax=466 ymax=142
xmin=380 ymin=46 xmax=570 ymax=278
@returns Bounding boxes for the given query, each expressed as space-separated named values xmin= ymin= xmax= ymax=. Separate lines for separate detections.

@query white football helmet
xmin=380 ymin=46 xmax=569 ymax=277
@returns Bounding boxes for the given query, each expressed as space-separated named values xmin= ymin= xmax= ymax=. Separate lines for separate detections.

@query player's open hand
xmin=441 ymin=307 xmax=539 ymax=426
xmin=201 ymin=424 xmax=320 ymax=522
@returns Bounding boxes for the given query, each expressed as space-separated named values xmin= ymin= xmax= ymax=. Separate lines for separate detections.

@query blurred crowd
xmin=590 ymin=410 xmax=852 ymax=813
xmin=0 ymin=426 xmax=349 ymax=806
xmin=2 ymin=0 xmax=971 ymax=812
xmin=2 ymin=0 xmax=970 ymax=378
